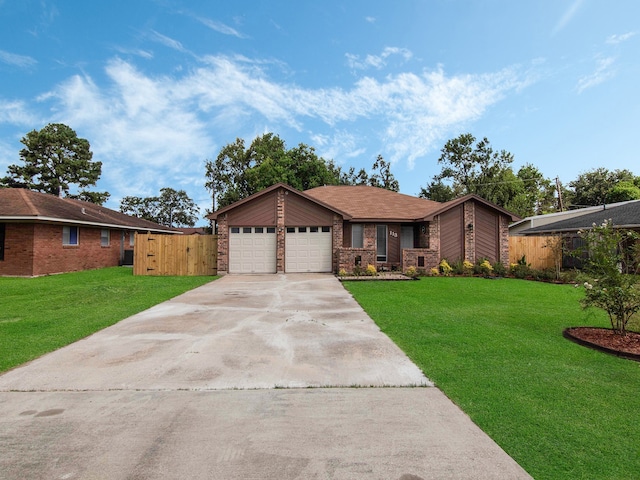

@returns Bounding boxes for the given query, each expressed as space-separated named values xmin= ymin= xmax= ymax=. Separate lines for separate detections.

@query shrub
xmin=492 ymin=261 xmax=507 ymax=277
xmin=475 ymin=258 xmax=493 ymax=277
xmin=405 ymin=266 xmax=418 ymax=278
xmin=462 ymin=260 xmax=474 ymax=275
xmin=366 ymin=264 xmax=377 ymax=276
xmin=511 ymin=263 xmax=531 ymax=279
xmin=338 ymin=268 xmax=348 ymax=277
xmin=430 ymin=267 xmax=440 ymax=276
xmin=439 ymin=259 xmax=453 ymax=276
xmin=574 ymin=220 xmax=640 ymax=335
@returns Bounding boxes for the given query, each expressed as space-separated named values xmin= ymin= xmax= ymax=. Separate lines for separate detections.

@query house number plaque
xmin=389 ymin=230 xmax=398 ymax=238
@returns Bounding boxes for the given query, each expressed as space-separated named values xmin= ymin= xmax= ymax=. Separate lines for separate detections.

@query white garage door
xmin=285 ymin=226 xmax=332 ymax=273
xmin=229 ymin=227 xmax=277 ymax=273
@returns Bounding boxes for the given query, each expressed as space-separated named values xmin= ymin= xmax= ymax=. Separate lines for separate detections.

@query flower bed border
xmin=563 ymin=327 xmax=640 ymax=362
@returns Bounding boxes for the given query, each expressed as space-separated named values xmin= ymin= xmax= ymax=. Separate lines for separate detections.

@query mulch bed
xmin=564 ymin=327 xmax=640 ymax=362
xmin=337 ymin=272 xmax=414 ymax=281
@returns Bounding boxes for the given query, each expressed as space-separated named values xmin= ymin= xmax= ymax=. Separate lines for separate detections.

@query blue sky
xmin=1 ymin=0 xmax=638 ymax=224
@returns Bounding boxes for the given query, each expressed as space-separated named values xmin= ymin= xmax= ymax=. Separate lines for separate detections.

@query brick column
xmin=217 ymin=214 xmax=229 ymax=274
xmin=464 ymin=201 xmax=475 ymax=263
xmin=276 ymin=188 xmax=286 ymax=273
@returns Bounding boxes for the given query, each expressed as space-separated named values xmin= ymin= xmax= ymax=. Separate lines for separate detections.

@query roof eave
xmin=0 ymin=215 xmax=180 ymax=233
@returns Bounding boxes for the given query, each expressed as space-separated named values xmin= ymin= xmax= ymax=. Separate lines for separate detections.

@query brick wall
xmin=0 ymin=223 xmax=36 ymax=276
xmin=32 ymin=224 xmax=123 ymax=276
xmin=276 ymin=189 xmax=285 ymax=273
xmin=337 ymin=247 xmax=376 ymax=272
xmin=0 ymin=222 xmax=128 ymax=277
xmin=402 ymin=248 xmax=439 ymax=273
xmin=331 ymin=214 xmax=343 ymax=273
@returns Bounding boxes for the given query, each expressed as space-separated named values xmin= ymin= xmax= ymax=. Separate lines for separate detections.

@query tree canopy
xmin=418 ymin=133 xmax=557 ymax=217
xmin=1 ymin=123 xmax=108 ymax=203
xmin=120 ymin=188 xmax=200 ymax=227
xmin=568 ymin=168 xmax=640 ymax=206
xmin=205 ymin=133 xmax=400 ymax=210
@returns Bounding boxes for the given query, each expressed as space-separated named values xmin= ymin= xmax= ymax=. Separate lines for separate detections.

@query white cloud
xmin=148 ymin=30 xmax=187 ymax=52
xmin=365 ymin=16 xmax=376 ymax=23
xmin=576 ymin=56 xmax=616 ymax=94
xmin=346 ymin=47 xmax=413 ymax=71
xmin=0 ymin=49 xmax=37 ymax=68
xmin=196 ymin=16 xmax=247 ymax=38
xmin=27 ymin=54 xmax=530 ymax=210
xmin=113 ymin=46 xmax=154 ymax=59
xmin=552 ymin=0 xmax=585 ymax=36
xmin=606 ymin=32 xmax=638 ymax=45
xmin=0 ymin=99 xmax=39 ymax=125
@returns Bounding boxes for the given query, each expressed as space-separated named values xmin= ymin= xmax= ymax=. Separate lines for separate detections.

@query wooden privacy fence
xmin=509 ymin=236 xmax=561 ymax=270
xmin=133 ymin=233 xmax=218 ymax=276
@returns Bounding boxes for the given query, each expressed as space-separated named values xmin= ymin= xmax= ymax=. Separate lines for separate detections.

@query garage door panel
xmin=229 ymin=227 xmax=276 ymax=274
xmin=285 ymin=227 xmax=332 ymax=273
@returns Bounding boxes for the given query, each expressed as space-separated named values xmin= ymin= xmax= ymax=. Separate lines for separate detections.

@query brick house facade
xmin=0 ymin=189 xmax=178 ymax=277
xmin=208 ymin=183 xmax=519 ymax=275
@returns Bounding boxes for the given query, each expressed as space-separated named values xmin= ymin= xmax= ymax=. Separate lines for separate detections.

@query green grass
xmin=344 ymin=277 xmax=640 ymax=480
xmin=0 ymin=267 xmax=216 ymax=373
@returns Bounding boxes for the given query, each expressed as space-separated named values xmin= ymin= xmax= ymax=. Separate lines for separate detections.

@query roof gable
xmin=0 ymin=188 xmax=177 ymax=232
xmin=423 ymin=194 xmax=520 ymax=222
xmin=207 ymin=183 xmax=351 ymax=220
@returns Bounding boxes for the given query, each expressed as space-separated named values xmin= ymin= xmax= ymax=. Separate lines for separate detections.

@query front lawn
xmin=0 ymin=267 xmax=215 ymax=373
xmin=344 ymin=277 xmax=640 ymax=480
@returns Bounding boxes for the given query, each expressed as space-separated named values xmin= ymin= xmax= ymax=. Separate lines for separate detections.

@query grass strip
xmin=0 ymin=267 xmax=215 ymax=373
xmin=344 ymin=277 xmax=640 ymax=480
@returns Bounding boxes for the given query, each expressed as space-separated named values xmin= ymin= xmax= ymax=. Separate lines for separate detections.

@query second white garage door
xmin=229 ymin=227 xmax=277 ymax=273
xmin=285 ymin=226 xmax=332 ymax=273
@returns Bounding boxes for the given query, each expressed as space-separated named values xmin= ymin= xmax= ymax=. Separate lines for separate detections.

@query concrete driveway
xmin=0 ymin=273 xmax=532 ymax=479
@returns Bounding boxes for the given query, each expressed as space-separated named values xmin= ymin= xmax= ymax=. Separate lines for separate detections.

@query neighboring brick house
xmin=207 ymin=183 xmax=519 ymax=274
xmin=0 ymin=189 xmax=178 ymax=277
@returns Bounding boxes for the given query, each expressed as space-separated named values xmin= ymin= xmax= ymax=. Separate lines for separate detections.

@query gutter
xmin=0 ymin=216 xmax=181 ymax=234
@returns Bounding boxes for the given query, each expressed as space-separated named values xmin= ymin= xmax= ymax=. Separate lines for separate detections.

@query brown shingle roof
xmin=0 ymin=188 xmax=178 ymax=232
xmin=304 ymin=185 xmax=442 ymax=222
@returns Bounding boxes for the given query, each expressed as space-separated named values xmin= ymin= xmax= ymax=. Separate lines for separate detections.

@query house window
xmin=101 ymin=229 xmax=110 ymax=246
xmin=352 ymin=224 xmax=364 ymax=248
xmin=0 ymin=223 xmax=5 ymax=261
xmin=130 ymin=232 xmax=135 ymax=246
xmin=63 ymin=226 xmax=79 ymax=246
xmin=401 ymin=226 xmax=414 ymax=250
xmin=376 ymin=225 xmax=387 ymax=262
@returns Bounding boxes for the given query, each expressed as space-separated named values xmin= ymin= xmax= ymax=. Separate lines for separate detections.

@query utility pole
xmin=556 ymin=177 xmax=564 ymax=212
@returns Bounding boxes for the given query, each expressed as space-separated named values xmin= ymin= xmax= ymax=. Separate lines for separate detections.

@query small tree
xmin=576 ymin=220 xmax=640 ymax=335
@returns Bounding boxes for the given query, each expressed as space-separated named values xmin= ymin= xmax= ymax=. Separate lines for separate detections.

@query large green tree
xmin=419 ymin=133 xmax=556 ymax=217
xmin=205 ymin=133 xmax=343 ymax=209
xmin=120 ymin=188 xmax=200 ymax=227
xmin=568 ymin=168 xmax=639 ymax=206
xmin=1 ymin=123 xmax=107 ymax=201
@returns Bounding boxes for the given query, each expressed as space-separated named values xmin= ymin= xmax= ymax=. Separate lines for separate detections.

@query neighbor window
xmin=101 ymin=229 xmax=110 ymax=247
xmin=130 ymin=232 xmax=135 ymax=246
xmin=352 ymin=224 xmax=364 ymax=248
xmin=0 ymin=223 xmax=5 ymax=261
xmin=63 ymin=226 xmax=79 ymax=246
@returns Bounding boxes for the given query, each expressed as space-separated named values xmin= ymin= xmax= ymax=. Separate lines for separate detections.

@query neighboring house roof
xmin=520 ymin=199 xmax=640 ymax=235
xmin=0 ymin=188 xmax=178 ymax=233
xmin=175 ymin=227 xmax=210 ymax=235
xmin=207 ymin=183 xmax=352 ymax=220
xmin=509 ymin=199 xmax=638 ymax=235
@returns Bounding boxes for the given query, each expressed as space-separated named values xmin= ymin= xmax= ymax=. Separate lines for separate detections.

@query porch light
xmin=467 ymin=223 xmax=474 ymax=232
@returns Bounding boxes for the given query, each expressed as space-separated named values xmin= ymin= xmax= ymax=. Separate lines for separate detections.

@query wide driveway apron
xmin=0 ymin=274 xmax=532 ymax=479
